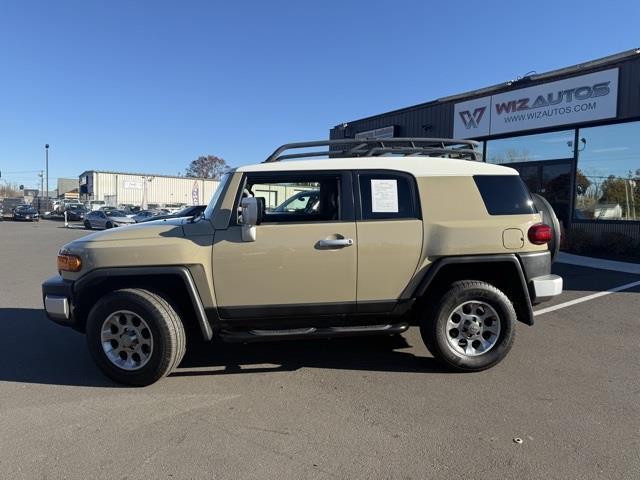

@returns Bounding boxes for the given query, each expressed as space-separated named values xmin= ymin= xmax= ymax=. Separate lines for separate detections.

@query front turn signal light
xmin=57 ymin=251 xmax=82 ymax=272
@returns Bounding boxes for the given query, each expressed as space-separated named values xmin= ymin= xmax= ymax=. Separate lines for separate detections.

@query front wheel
xmin=86 ymin=288 xmax=186 ymax=386
xmin=84 ymin=220 xmax=91 ymax=230
xmin=420 ymin=280 xmax=516 ymax=372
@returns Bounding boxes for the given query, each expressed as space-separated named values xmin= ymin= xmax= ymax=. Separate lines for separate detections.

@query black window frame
xmin=232 ymin=170 xmax=355 ymax=225
xmin=354 ymin=169 xmax=421 ymax=221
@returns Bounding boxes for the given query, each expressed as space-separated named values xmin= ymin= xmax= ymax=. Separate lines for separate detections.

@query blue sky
xmin=1 ymin=0 xmax=639 ymax=190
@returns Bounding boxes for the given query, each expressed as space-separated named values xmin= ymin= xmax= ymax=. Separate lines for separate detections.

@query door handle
xmin=318 ymin=238 xmax=354 ymax=248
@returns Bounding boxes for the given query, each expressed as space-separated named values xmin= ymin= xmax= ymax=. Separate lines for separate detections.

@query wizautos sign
xmin=453 ymin=68 xmax=618 ymax=138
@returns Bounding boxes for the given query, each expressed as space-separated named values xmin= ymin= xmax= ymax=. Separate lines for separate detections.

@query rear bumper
xmin=530 ymin=274 xmax=563 ymax=302
xmin=518 ymin=251 xmax=563 ymax=303
xmin=42 ymin=276 xmax=76 ymax=327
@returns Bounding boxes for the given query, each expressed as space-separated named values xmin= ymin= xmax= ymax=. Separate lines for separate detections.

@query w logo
xmin=458 ymin=107 xmax=486 ymax=129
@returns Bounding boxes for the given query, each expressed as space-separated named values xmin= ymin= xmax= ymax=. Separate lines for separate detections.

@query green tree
xmin=600 ymin=173 xmax=640 ymax=219
xmin=575 ymin=169 xmax=591 ymax=196
xmin=601 ymin=176 xmax=627 ymax=204
xmin=185 ymin=155 xmax=228 ymax=180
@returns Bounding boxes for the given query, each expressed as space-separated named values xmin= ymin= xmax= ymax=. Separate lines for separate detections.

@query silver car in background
xmin=131 ymin=210 xmax=163 ymax=223
xmin=83 ymin=209 xmax=136 ymax=230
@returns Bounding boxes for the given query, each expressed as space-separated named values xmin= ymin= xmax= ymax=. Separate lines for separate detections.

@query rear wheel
xmin=105 ymin=221 xmax=113 ymax=229
xmin=86 ymin=288 xmax=186 ymax=386
xmin=420 ymin=280 xmax=516 ymax=372
xmin=84 ymin=220 xmax=91 ymax=230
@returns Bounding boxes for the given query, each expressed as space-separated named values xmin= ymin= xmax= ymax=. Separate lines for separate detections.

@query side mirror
xmin=239 ymin=197 xmax=264 ymax=242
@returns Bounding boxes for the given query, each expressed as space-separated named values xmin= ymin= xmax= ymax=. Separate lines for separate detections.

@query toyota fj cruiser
xmin=42 ymin=138 xmax=563 ymax=386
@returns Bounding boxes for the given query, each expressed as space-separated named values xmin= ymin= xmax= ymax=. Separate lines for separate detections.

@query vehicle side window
xmin=357 ymin=172 xmax=419 ymax=220
xmin=474 ymin=175 xmax=536 ymax=215
xmin=244 ymin=173 xmax=342 ymax=223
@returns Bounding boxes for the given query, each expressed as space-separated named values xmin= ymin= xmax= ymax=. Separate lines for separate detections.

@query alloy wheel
xmin=100 ymin=310 xmax=154 ymax=371
xmin=445 ymin=301 xmax=501 ymax=356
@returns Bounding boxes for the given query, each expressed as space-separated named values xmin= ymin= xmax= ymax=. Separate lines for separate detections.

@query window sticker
xmin=371 ymin=179 xmax=398 ymax=213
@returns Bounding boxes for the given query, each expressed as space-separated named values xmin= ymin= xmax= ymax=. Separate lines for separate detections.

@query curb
xmin=557 ymin=252 xmax=640 ymax=275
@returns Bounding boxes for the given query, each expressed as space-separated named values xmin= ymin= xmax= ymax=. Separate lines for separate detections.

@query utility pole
xmin=141 ymin=176 xmax=154 ymax=210
xmin=39 ymin=171 xmax=44 ymax=212
xmin=45 ymin=144 xmax=49 ymax=209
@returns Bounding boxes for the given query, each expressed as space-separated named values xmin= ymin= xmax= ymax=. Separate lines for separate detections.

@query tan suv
xmin=42 ymin=138 xmax=563 ymax=386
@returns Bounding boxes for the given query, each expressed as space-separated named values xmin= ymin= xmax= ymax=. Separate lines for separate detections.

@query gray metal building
xmin=79 ymin=170 xmax=220 ymax=208
xmin=331 ymin=49 xmax=640 ymax=242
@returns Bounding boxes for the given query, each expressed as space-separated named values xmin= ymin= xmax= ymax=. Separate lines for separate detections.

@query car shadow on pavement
xmin=172 ymin=334 xmax=451 ymax=378
xmin=0 ymin=308 xmax=120 ymax=388
xmin=0 ymin=308 xmax=450 ymax=387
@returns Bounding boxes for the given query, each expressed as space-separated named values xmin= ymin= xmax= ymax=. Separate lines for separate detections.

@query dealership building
xmin=79 ymin=170 xmax=220 ymax=208
xmin=331 ymin=49 xmax=640 ymax=242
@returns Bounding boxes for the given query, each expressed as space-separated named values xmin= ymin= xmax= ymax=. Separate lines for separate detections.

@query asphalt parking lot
xmin=0 ymin=220 xmax=638 ymax=479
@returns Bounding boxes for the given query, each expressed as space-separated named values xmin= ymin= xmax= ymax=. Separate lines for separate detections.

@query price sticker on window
xmin=371 ymin=179 xmax=398 ymax=213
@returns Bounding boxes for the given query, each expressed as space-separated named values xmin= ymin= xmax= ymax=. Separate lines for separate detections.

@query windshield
xmin=174 ymin=206 xmax=196 ymax=217
xmin=204 ymin=172 xmax=232 ymax=220
xmin=273 ymin=190 xmax=319 ymax=213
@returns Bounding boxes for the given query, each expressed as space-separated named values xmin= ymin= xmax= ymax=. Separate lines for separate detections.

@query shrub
xmin=561 ymin=229 xmax=595 ymax=255
xmin=562 ymin=229 xmax=639 ymax=260
xmin=599 ymin=232 xmax=636 ymax=257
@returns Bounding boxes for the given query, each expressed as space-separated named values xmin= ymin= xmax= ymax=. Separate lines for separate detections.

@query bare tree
xmin=185 ymin=155 xmax=228 ymax=180
xmin=0 ymin=182 xmax=21 ymax=198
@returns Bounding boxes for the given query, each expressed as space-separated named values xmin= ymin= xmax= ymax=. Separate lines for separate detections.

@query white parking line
xmin=534 ymin=279 xmax=640 ymax=316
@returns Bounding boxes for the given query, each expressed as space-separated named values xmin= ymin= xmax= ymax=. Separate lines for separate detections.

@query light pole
xmin=141 ymin=176 xmax=154 ymax=210
xmin=45 ymin=144 xmax=49 ymax=208
xmin=38 ymin=171 xmax=44 ymax=212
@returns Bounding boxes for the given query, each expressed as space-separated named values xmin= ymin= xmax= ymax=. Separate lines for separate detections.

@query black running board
xmin=219 ymin=322 xmax=409 ymax=343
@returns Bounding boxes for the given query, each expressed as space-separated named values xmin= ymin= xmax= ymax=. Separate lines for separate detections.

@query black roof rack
xmin=263 ymin=138 xmax=482 ymax=163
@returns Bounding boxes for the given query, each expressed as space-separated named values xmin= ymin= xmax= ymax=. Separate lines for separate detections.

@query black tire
xmin=420 ymin=280 xmax=516 ymax=372
xmin=86 ymin=288 xmax=186 ymax=386
xmin=105 ymin=221 xmax=113 ymax=229
xmin=84 ymin=220 xmax=91 ymax=230
xmin=532 ymin=193 xmax=561 ymax=262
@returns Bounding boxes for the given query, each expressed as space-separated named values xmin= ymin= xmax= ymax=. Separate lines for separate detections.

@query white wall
xmin=89 ymin=173 xmax=220 ymax=206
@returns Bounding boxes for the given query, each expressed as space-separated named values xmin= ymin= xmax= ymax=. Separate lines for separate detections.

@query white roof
xmin=236 ymin=157 xmax=518 ymax=177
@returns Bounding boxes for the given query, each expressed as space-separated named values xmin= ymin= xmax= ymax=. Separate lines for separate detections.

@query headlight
xmin=57 ymin=250 xmax=82 ymax=272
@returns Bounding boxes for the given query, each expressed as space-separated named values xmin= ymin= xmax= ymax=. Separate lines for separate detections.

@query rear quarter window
xmin=474 ymin=175 xmax=536 ymax=215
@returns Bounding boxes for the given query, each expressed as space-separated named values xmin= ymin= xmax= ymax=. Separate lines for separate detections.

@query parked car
xmin=131 ymin=210 xmax=163 ymax=223
xmin=42 ymin=137 xmax=563 ymax=386
xmin=66 ymin=206 xmax=87 ymax=221
xmin=271 ymin=190 xmax=320 ymax=213
xmin=83 ymin=209 xmax=135 ymax=230
xmin=138 ymin=205 xmax=206 ymax=222
xmin=119 ymin=205 xmax=141 ymax=218
xmin=13 ymin=205 xmax=39 ymax=221
xmin=164 ymin=203 xmax=187 ymax=214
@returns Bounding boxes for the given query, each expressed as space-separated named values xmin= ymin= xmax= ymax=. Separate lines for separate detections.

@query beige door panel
xmin=356 ymin=219 xmax=423 ymax=303
xmin=212 ymin=222 xmax=357 ymax=309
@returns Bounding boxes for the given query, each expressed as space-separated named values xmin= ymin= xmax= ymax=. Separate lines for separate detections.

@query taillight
xmin=528 ymin=223 xmax=553 ymax=245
